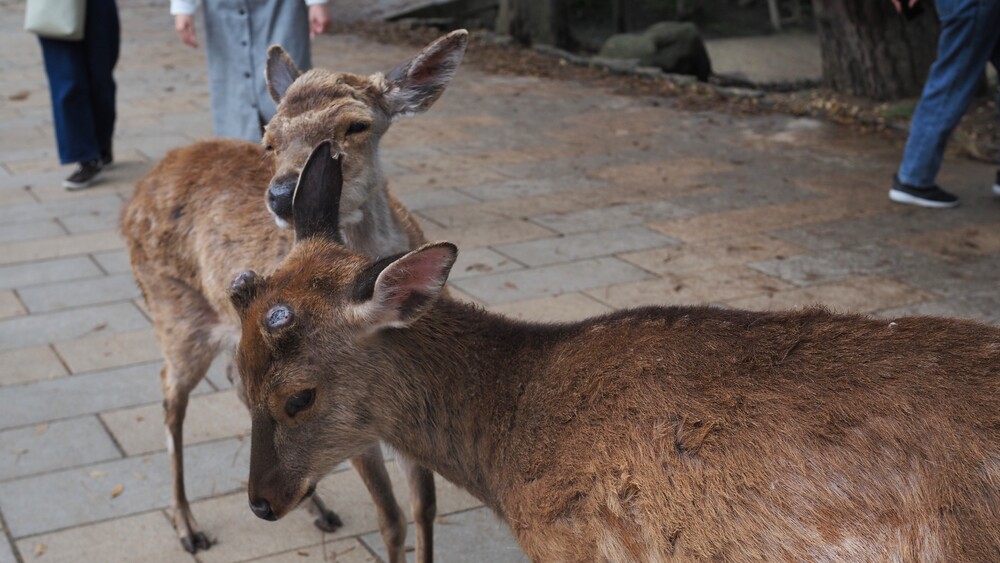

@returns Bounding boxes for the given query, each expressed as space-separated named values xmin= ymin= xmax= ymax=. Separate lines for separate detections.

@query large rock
xmin=599 ymin=21 xmax=712 ymax=81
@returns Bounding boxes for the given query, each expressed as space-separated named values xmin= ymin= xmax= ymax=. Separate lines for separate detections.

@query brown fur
xmin=236 ymin=239 xmax=1000 ymax=562
xmin=120 ymin=31 xmax=468 ymax=558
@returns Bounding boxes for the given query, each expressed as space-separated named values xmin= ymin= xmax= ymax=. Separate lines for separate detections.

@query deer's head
xmin=263 ymin=30 xmax=468 ymax=228
xmin=232 ymin=142 xmax=456 ymax=521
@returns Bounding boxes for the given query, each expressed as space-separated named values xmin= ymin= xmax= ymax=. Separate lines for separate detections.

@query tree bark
xmin=496 ymin=0 xmax=571 ymax=48
xmin=812 ymin=0 xmax=939 ymax=101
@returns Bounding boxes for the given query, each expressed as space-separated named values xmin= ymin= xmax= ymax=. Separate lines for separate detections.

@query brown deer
xmin=231 ymin=143 xmax=1000 ymax=562
xmin=120 ymin=31 xmax=468 ymax=557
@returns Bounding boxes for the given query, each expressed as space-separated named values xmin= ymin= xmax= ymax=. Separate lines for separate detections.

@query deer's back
xmin=504 ymin=307 xmax=1000 ymax=561
xmin=121 ymin=139 xmax=292 ymax=320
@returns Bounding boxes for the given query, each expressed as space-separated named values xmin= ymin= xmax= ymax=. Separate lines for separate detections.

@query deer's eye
xmin=346 ymin=122 xmax=369 ymax=135
xmin=285 ymin=389 xmax=315 ymax=417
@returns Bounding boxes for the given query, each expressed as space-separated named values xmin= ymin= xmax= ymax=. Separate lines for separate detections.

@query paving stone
xmin=458 ymin=176 xmax=606 ymax=203
xmin=54 ymin=327 xmax=162 ymax=374
xmin=395 ymin=188 xmax=481 ymax=211
xmin=722 ymin=276 xmax=935 ymax=314
xmin=452 ymin=257 xmax=653 ymax=305
xmin=649 ymin=193 xmax=895 ymax=243
xmin=91 ymin=249 xmax=132 ymax=275
xmin=362 ymin=507 xmax=526 ymax=563
xmin=0 ymin=301 xmax=149 ymax=352
xmin=0 ymin=195 xmax=124 ymax=226
xmin=0 ymin=416 xmax=120 ymax=481
xmin=0 ymin=290 xmax=24 ymax=319
xmin=0 ymin=217 xmax=64 ymax=243
xmin=101 ymin=390 xmax=249 ymax=456
xmin=0 ymin=229 xmax=123 ymax=266
xmin=0 ymin=255 xmax=102 ymax=291
xmin=619 ymin=234 xmax=807 ymax=276
xmin=494 ymin=226 xmax=677 ymax=267
xmin=0 ymin=361 xmax=210 ymax=430
xmin=15 ymin=510 xmax=193 ymax=563
xmin=18 ymin=272 xmax=140 ymax=313
xmin=246 ymin=538 xmax=377 ymax=563
xmin=531 ymin=200 xmax=693 ymax=235
xmin=57 ymin=205 xmax=123 ymax=234
xmin=585 ymin=265 xmax=791 ymax=309
xmin=0 ymin=531 xmax=13 ymax=563
xmin=747 ymin=244 xmax=938 ymax=287
xmin=450 ymin=247 xmax=523 ymax=281
xmin=0 ymin=436 xmax=249 ymax=538
xmin=891 ymin=222 xmax=1000 ymax=263
xmin=489 ymin=292 xmax=614 ymax=323
xmin=421 ymin=219 xmax=554 ymax=250
xmin=0 ymin=345 xmax=67 ymax=387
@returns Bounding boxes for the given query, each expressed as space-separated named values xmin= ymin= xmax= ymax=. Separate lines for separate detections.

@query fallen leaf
xmin=34 ymin=543 xmax=46 ymax=556
xmin=296 ymin=551 xmax=309 ymax=557
xmin=89 ymin=470 xmax=106 ymax=478
xmin=9 ymin=90 xmax=30 ymax=101
xmin=111 ymin=483 xmax=124 ymax=498
xmin=34 ymin=423 xmax=49 ymax=435
xmin=92 ymin=322 xmax=108 ymax=332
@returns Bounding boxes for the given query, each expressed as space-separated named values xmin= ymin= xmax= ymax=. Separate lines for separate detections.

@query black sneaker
xmin=993 ymin=170 xmax=999 ymax=196
xmin=100 ymin=148 xmax=113 ymax=168
xmin=889 ymin=176 xmax=959 ymax=208
xmin=63 ymin=160 xmax=104 ymax=190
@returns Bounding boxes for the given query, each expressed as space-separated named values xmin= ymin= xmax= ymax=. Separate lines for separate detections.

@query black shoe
xmin=100 ymin=148 xmax=113 ymax=168
xmin=993 ymin=170 xmax=999 ymax=196
xmin=889 ymin=176 xmax=959 ymax=208
xmin=63 ymin=160 xmax=104 ymax=190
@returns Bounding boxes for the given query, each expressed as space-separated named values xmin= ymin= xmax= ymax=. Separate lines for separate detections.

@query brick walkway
xmin=1 ymin=1 xmax=998 ymax=562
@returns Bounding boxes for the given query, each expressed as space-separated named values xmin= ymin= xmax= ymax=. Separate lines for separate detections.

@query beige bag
xmin=24 ymin=0 xmax=87 ymax=41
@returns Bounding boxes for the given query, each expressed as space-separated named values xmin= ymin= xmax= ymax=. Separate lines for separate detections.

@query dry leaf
xmin=111 ymin=483 xmax=124 ymax=498
xmin=89 ymin=470 xmax=106 ymax=478
xmin=34 ymin=543 xmax=46 ymax=556
xmin=9 ymin=90 xmax=30 ymax=101
xmin=34 ymin=423 xmax=49 ymax=435
xmin=296 ymin=551 xmax=309 ymax=557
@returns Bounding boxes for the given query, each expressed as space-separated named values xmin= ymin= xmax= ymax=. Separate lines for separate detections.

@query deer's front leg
xmin=163 ymin=366 xmax=212 ymax=553
xmin=351 ymin=446 xmax=407 ymax=563
xmin=399 ymin=456 xmax=436 ymax=563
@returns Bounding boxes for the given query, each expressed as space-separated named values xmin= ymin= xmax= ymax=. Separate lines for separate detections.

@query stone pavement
xmin=1 ymin=0 xmax=999 ymax=561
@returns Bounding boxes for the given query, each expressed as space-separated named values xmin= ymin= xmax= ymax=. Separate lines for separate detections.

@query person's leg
xmin=84 ymin=0 xmax=120 ymax=162
xmin=251 ymin=0 xmax=310 ymax=126
xmin=38 ymin=38 xmax=101 ymax=165
xmin=897 ymin=0 xmax=997 ymax=188
xmin=989 ymin=9 xmax=1000 ymax=194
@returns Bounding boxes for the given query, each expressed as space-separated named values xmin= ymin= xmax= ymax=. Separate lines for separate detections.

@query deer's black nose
xmin=249 ymin=497 xmax=276 ymax=521
xmin=266 ymin=181 xmax=295 ymax=221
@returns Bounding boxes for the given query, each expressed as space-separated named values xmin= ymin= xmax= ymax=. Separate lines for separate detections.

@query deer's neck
xmin=342 ymin=174 xmax=411 ymax=258
xmin=376 ymin=299 xmax=563 ymax=515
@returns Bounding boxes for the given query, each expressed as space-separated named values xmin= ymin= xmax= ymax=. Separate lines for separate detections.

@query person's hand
xmin=175 ymin=14 xmax=198 ymax=48
xmin=308 ymin=4 xmax=331 ymax=39
xmin=890 ymin=0 xmax=919 ymax=13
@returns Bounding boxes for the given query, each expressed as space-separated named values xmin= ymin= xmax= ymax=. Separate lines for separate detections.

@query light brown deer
xmin=231 ymin=143 xmax=1000 ymax=562
xmin=120 ymin=31 xmax=468 ymax=557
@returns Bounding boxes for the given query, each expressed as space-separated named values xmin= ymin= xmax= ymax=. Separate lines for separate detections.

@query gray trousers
xmin=203 ymin=0 xmax=312 ymax=142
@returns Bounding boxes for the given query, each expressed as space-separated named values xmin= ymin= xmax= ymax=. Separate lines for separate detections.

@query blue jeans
xmin=897 ymin=0 xmax=1000 ymax=187
xmin=38 ymin=0 xmax=120 ymax=165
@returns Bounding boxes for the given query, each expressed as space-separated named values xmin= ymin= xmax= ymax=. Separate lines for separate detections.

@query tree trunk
xmin=811 ymin=0 xmax=939 ymax=101
xmin=496 ymin=0 xmax=571 ymax=48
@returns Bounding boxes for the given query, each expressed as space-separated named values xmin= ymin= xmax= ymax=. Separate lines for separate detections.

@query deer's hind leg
xmin=143 ymin=275 xmax=224 ymax=553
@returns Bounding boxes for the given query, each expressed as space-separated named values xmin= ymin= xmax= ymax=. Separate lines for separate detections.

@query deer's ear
xmin=292 ymin=141 xmax=344 ymax=244
xmin=352 ymin=242 xmax=457 ymax=329
xmin=383 ymin=29 xmax=468 ymax=119
xmin=267 ymin=45 xmax=302 ymax=104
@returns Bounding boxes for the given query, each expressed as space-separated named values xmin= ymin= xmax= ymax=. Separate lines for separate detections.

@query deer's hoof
xmin=180 ymin=531 xmax=213 ymax=553
xmin=314 ymin=510 xmax=343 ymax=533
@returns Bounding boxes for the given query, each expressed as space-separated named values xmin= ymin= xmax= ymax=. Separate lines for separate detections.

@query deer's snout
xmin=266 ymin=176 xmax=296 ymax=227
xmin=249 ymin=497 xmax=276 ymax=521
